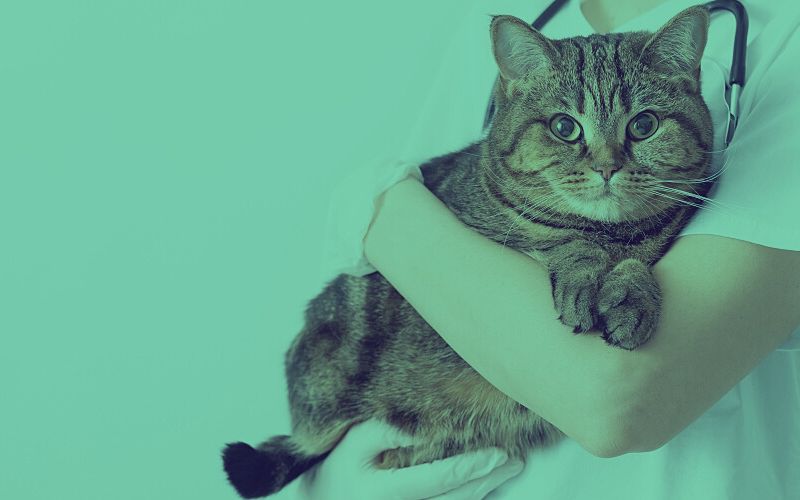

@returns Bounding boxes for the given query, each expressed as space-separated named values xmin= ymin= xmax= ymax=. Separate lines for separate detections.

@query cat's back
xmin=286 ymin=272 xmax=426 ymax=385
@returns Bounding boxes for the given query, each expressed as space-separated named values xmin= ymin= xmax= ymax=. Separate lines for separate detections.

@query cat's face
xmin=486 ymin=7 xmax=713 ymax=223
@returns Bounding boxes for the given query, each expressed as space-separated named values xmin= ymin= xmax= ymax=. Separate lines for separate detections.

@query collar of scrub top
xmin=482 ymin=0 xmax=748 ymax=146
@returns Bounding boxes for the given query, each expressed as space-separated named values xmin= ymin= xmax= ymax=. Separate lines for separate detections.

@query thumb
xmin=339 ymin=419 xmax=417 ymax=458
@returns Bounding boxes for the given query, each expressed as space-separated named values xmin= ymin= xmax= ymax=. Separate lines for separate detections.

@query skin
xmin=581 ymin=0 xmax=671 ymax=33
xmin=337 ymin=0 xmax=800 ymax=463
xmin=364 ymin=178 xmax=800 ymax=456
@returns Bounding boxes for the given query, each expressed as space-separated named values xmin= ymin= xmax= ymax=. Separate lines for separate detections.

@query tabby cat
xmin=223 ymin=6 xmax=715 ymax=498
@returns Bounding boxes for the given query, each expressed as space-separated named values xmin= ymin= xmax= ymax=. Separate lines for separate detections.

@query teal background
xmin=0 ymin=1 xmax=480 ymax=498
xmin=6 ymin=1 xmax=796 ymax=500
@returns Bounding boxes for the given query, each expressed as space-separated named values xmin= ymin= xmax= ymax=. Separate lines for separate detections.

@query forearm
xmin=363 ymin=178 xmax=643 ymax=456
xmin=364 ymin=178 xmax=800 ymax=457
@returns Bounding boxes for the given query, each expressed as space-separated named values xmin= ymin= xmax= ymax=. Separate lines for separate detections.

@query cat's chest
xmin=498 ymin=211 xmax=670 ymax=266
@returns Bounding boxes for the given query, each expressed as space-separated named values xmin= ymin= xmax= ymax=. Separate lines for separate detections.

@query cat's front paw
xmin=597 ymin=259 xmax=661 ymax=350
xmin=549 ymin=251 xmax=609 ymax=334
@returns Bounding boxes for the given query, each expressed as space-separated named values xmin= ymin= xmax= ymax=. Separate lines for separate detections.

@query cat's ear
xmin=641 ymin=6 xmax=710 ymax=75
xmin=491 ymin=15 xmax=556 ymax=81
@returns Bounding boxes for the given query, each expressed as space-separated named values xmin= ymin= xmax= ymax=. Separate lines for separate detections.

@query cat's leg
xmin=373 ymin=445 xmax=417 ymax=469
xmin=597 ymin=258 xmax=661 ymax=350
xmin=374 ymin=437 xmax=466 ymax=469
xmin=376 ymin=411 xmax=566 ymax=470
xmin=538 ymin=240 xmax=612 ymax=333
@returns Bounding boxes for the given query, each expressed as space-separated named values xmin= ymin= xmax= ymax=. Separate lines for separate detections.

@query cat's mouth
xmin=589 ymin=182 xmax=615 ymax=199
xmin=562 ymin=187 xmax=628 ymax=222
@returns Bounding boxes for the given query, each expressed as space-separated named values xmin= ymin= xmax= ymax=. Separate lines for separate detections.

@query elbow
xmin=576 ymin=417 xmax=641 ymax=458
xmin=574 ymin=363 xmax=668 ymax=458
xmin=582 ymin=424 xmax=670 ymax=458
xmin=577 ymin=420 xmax=667 ymax=458
xmin=580 ymin=438 xmax=631 ymax=459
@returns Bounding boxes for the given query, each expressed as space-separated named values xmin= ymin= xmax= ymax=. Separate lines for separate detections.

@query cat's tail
xmin=222 ymin=435 xmax=326 ymax=498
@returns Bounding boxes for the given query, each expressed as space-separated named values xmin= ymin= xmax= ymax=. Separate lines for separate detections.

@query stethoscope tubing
xmin=482 ymin=0 xmax=748 ymax=144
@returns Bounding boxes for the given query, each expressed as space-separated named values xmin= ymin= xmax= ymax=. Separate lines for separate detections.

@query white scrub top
xmin=476 ymin=1 xmax=800 ymax=499
xmin=324 ymin=1 xmax=800 ymax=498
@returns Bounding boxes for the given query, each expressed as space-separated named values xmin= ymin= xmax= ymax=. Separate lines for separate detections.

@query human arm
xmin=363 ymin=177 xmax=800 ymax=457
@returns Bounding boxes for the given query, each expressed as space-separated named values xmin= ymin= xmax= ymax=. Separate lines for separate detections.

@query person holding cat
xmin=281 ymin=0 xmax=800 ymax=498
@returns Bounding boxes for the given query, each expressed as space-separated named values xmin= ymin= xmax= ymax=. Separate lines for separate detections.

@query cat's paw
xmin=373 ymin=445 xmax=415 ymax=469
xmin=549 ymin=251 xmax=609 ymax=334
xmin=597 ymin=259 xmax=660 ymax=350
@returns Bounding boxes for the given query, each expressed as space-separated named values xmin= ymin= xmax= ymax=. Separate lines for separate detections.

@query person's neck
xmin=580 ymin=0 xmax=670 ymax=33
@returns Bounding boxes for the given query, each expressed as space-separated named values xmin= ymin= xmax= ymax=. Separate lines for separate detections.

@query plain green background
xmin=3 ymin=1 xmax=797 ymax=499
xmin=0 ymin=0 xmax=512 ymax=498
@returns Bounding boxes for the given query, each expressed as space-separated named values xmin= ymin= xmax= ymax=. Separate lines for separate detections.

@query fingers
xmin=379 ymin=448 xmax=510 ymax=500
xmin=339 ymin=419 xmax=417 ymax=457
xmin=330 ymin=420 xmax=523 ymax=500
xmin=431 ymin=458 xmax=525 ymax=500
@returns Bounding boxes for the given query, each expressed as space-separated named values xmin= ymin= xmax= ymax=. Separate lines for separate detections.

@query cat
xmin=222 ymin=6 xmax=715 ymax=498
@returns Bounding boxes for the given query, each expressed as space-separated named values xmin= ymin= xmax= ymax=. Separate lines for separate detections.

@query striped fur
xmin=222 ymin=7 xmax=715 ymax=497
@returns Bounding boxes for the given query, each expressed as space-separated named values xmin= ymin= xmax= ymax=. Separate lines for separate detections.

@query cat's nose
xmin=591 ymin=164 xmax=622 ymax=182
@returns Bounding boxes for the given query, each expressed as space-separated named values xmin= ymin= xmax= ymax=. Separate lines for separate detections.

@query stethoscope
xmin=482 ymin=0 xmax=749 ymax=146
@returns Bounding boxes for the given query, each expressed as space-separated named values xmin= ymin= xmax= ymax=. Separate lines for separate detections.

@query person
xmin=285 ymin=0 xmax=800 ymax=498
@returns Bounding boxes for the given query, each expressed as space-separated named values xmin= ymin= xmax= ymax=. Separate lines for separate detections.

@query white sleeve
xmin=322 ymin=158 xmax=424 ymax=277
xmin=320 ymin=3 xmax=487 ymax=279
xmin=679 ymin=23 xmax=800 ymax=252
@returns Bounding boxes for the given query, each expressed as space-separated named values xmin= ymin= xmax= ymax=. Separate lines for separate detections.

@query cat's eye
xmin=549 ymin=114 xmax=582 ymax=143
xmin=627 ymin=112 xmax=659 ymax=140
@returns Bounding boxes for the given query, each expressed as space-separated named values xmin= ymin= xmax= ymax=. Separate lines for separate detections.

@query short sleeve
xmin=320 ymin=2 xmax=487 ymax=278
xmin=679 ymin=21 xmax=800 ymax=251
xmin=321 ymin=158 xmax=423 ymax=277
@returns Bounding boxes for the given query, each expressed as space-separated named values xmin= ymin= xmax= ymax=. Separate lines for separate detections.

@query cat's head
xmin=485 ymin=6 xmax=713 ymax=223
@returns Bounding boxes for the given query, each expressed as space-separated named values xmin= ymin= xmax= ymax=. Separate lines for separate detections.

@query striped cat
xmin=223 ymin=6 xmax=715 ymax=498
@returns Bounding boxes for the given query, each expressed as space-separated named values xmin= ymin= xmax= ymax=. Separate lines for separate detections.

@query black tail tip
xmin=222 ymin=442 xmax=282 ymax=499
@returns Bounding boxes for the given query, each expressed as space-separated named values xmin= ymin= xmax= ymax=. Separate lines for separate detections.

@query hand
xmin=298 ymin=419 xmax=524 ymax=500
xmin=597 ymin=258 xmax=661 ymax=350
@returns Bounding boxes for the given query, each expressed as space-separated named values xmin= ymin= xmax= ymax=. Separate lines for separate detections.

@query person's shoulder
xmin=729 ymin=8 xmax=800 ymax=146
xmin=678 ymin=11 xmax=800 ymax=251
xmin=742 ymin=10 xmax=800 ymax=114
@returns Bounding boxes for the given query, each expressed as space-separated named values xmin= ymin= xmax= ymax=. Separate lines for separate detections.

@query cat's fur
xmin=223 ymin=7 xmax=715 ymax=498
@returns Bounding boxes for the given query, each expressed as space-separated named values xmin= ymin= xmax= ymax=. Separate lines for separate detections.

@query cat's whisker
xmin=629 ymin=191 xmax=665 ymax=230
xmin=501 ymin=200 xmax=533 ymax=247
xmin=650 ymin=184 xmax=732 ymax=209
xmin=658 ymin=170 xmax=720 ymax=184
xmin=659 ymin=145 xmax=738 ymax=185
xmin=642 ymin=189 xmax=711 ymax=212
xmin=652 ymin=184 xmax=748 ymax=213
xmin=621 ymin=191 xmax=661 ymax=230
xmin=501 ymin=192 xmax=562 ymax=247
xmin=654 ymin=166 xmax=721 ymax=184
xmin=480 ymin=163 xmax=520 ymax=195
xmin=653 ymin=187 xmax=718 ymax=208
xmin=650 ymin=194 xmax=708 ymax=212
